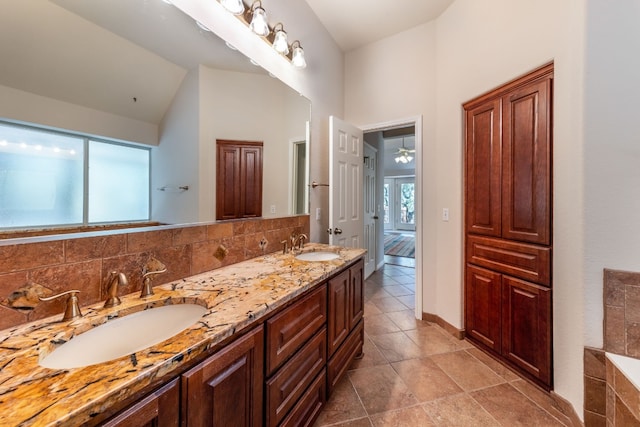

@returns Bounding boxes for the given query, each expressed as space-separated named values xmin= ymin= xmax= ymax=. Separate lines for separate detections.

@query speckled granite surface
xmin=0 ymin=243 xmax=365 ymax=426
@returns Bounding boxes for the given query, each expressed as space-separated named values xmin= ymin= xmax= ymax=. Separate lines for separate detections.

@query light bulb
xmin=249 ymin=6 xmax=269 ymax=36
xmin=292 ymin=44 xmax=306 ymax=68
xmin=273 ymin=30 xmax=289 ymax=55
xmin=221 ymin=0 xmax=245 ymax=15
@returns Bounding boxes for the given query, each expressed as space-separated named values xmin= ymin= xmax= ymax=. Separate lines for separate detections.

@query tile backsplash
xmin=0 ymin=215 xmax=309 ymax=331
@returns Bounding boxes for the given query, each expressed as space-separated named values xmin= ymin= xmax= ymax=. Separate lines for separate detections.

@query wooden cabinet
xmin=464 ymin=63 xmax=553 ymax=389
xmin=501 ymin=276 xmax=551 ymax=383
xmin=99 ymin=259 xmax=365 ymax=427
xmin=100 ymin=378 xmax=180 ymax=427
xmin=464 ymin=264 xmax=501 ymax=352
xmin=216 ymin=140 xmax=263 ymax=220
xmin=327 ymin=259 xmax=364 ymax=395
xmin=181 ymin=326 xmax=264 ymax=427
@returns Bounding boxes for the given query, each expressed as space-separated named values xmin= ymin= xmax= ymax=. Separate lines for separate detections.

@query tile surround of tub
xmin=0 ymin=215 xmax=309 ymax=330
xmin=596 ymin=268 xmax=640 ymax=426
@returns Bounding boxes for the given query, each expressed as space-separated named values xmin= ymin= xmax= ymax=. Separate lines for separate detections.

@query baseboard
xmin=550 ymin=391 xmax=584 ymax=426
xmin=422 ymin=312 xmax=465 ymax=340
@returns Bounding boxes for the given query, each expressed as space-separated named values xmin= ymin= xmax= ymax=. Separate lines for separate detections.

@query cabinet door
xmin=216 ymin=140 xmax=263 ymax=220
xmin=100 ymin=378 xmax=179 ymax=427
xmin=501 ymin=76 xmax=552 ymax=245
xmin=464 ymin=264 xmax=501 ymax=352
xmin=501 ymin=275 xmax=551 ymax=386
xmin=182 ymin=326 xmax=264 ymax=427
xmin=348 ymin=260 xmax=364 ymax=330
xmin=327 ymin=268 xmax=350 ymax=357
xmin=465 ymin=98 xmax=502 ymax=238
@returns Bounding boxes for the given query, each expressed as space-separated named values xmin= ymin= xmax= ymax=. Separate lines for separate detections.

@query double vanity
xmin=0 ymin=243 xmax=365 ymax=426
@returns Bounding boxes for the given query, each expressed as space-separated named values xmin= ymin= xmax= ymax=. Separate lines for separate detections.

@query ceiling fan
xmin=394 ymin=138 xmax=415 ymax=164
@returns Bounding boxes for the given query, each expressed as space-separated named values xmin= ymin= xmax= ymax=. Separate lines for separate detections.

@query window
xmin=0 ymin=121 xmax=150 ymax=229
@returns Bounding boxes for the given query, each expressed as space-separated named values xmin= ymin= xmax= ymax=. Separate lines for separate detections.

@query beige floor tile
xmin=510 ymin=379 xmax=571 ymax=425
xmin=396 ymin=295 xmax=415 ymax=309
xmin=315 ymin=417 xmax=373 ymax=427
xmin=430 ymin=350 xmax=505 ymax=391
xmin=314 ymin=378 xmax=367 ymax=426
xmin=423 ymin=393 xmax=500 ymax=426
xmin=364 ymin=301 xmax=383 ymax=316
xmin=404 ymin=326 xmax=466 ymax=356
xmin=371 ymin=296 xmax=409 ymax=313
xmin=382 ymin=285 xmax=414 ymax=297
xmin=370 ymin=332 xmax=424 ymax=362
xmin=348 ymin=365 xmax=418 ymax=415
xmin=350 ymin=333 xmax=388 ymax=370
xmin=391 ymin=358 xmax=463 ymax=402
xmin=370 ymin=406 xmax=435 ymax=427
xmin=385 ymin=310 xmax=428 ymax=331
xmin=471 ymin=383 xmax=566 ymax=426
xmin=465 ymin=347 xmax=521 ymax=381
xmin=365 ymin=313 xmax=402 ymax=336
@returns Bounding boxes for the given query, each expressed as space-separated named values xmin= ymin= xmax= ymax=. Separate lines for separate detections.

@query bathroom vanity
xmin=0 ymin=244 xmax=365 ymax=426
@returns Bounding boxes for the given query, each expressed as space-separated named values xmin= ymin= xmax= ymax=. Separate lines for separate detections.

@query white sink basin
xmin=295 ymin=251 xmax=340 ymax=262
xmin=40 ymin=304 xmax=207 ymax=369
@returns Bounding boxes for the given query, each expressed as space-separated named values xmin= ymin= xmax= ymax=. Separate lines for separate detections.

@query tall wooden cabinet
xmin=464 ymin=63 xmax=553 ymax=389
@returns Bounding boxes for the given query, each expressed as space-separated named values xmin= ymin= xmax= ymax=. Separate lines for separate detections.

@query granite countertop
xmin=0 ymin=243 xmax=365 ymax=426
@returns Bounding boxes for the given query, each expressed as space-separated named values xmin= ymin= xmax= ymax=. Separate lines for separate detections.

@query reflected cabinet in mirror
xmin=0 ymin=0 xmax=310 ymax=236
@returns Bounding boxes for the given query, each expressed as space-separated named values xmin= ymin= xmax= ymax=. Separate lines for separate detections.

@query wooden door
xmin=465 ymin=264 xmax=501 ymax=352
xmin=465 ymin=98 xmax=502 ymax=238
xmin=182 ymin=326 xmax=264 ymax=427
xmin=501 ymin=76 xmax=552 ymax=245
xmin=327 ymin=268 xmax=350 ymax=357
xmin=501 ymin=275 xmax=551 ymax=385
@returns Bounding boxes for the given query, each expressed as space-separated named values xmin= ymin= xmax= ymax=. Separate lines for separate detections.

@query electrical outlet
xmin=442 ymin=208 xmax=449 ymax=221
xmin=270 ymin=205 xmax=276 ymax=214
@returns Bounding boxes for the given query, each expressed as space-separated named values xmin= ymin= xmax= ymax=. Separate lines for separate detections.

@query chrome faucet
xmin=104 ymin=271 xmax=127 ymax=308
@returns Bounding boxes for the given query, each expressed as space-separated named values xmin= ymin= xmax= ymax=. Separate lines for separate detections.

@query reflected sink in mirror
xmin=40 ymin=304 xmax=207 ymax=369
xmin=295 ymin=251 xmax=340 ymax=262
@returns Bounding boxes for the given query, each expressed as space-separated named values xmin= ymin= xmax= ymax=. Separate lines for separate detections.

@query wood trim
xmin=462 ymin=62 xmax=554 ymax=110
xmin=422 ymin=312 xmax=465 ymax=340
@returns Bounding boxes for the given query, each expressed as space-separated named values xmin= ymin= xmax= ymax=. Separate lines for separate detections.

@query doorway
xmin=361 ymin=117 xmax=422 ymax=318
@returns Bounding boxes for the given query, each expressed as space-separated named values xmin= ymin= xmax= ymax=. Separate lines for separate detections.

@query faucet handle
xmin=39 ymin=290 xmax=82 ymax=321
xmin=280 ymin=239 xmax=289 ymax=255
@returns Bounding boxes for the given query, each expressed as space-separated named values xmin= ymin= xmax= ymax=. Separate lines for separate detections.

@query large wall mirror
xmin=0 ymin=0 xmax=310 ymax=236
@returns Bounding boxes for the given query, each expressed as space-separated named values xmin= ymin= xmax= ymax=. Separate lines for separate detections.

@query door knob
xmin=334 ymin=228 xmax=343 ymax=235
xmin=373 ymin=216 xmax=379 ymax=220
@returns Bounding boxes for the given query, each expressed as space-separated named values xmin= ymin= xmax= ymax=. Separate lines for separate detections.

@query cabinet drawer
xmin=466 ymin=235 xmax=551 ymax=286
xmin=266 ymin=285 xmax=327 ymax=374
xmin=100 ymin=378 xmax=179 ymax=427
xmin=327 ymin=318 xmax=364 ymax=395
xmin=266 ymin=328 xmax=326 ymax=427
xmin=279 ymin=369 xmax=326 ymax=427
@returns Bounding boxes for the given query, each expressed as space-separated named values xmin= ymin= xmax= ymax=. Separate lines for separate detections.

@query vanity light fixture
xmin=221 ymin=0 xmax=245 ymax=15
xmin=249 ymin=1 xmax=269 ymax=37
xmin=290 ymin=40 xmax=306 ymax=69
xmin=272 ymin=23 xmax=289 ymax=55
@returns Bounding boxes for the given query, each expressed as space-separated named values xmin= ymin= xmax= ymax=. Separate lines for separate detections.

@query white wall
xmin=345 ymin=0 xmax=586 ymax=416
xmin=153 ymin=68 xmax=200 ymax=224
xmin=584 ymin=2 xmax=640 ymax=346
xmin=0 ymin=84 xmax=158 ymax=145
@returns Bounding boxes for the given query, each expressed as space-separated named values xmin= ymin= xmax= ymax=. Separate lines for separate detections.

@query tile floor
xmin=314 ymin=264 xmax=571 ymax=427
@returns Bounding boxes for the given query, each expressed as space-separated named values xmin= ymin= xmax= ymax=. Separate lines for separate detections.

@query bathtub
xmin=606 ymin=352 xmax=640 ymax=424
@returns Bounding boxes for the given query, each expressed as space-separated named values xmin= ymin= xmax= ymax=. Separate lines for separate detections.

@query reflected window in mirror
xmin=216 ymin=140 xmax=263 ymax=220
xmin=0 ymin=121 xmax=150 ymax=230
